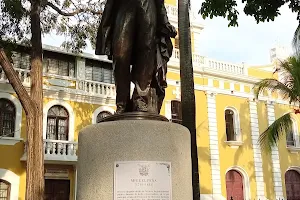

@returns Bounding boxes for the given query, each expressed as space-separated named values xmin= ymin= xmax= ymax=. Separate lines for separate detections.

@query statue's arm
xmin=156 ymin=0 xmax=177 ymax=38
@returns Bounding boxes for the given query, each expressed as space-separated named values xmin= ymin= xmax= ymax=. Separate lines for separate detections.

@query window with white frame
xmin=42 ymin=51 xmax=75 ymax=77
xmin=225 ymin=108 xmax=240 ymax=141
xmin=286 ymin=118 xmax=298 ymax=147
xmin=0 ymin=179 xmax=10 ymax=200
xmin=171 ymin=100 xmax=182 ymax=124
xmin=85 ymin=59 xmax=114 ymax=84
xmin=0 ymin=99 xmax=16 ymax=137
xmin=46 ymin=105 xmax=69 ymax=140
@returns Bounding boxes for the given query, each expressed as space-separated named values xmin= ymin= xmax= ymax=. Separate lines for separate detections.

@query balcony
xmin=0 ymin=68 xmax=116 ymax=98
xmin=169 ymin=49 xmax=246 ymax=75
xmin=21 ymin=139 xmax=78 ymax=164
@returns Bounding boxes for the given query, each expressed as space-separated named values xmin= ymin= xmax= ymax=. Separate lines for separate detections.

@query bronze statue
xmin=95 ymin=0 xmax=176 ymax=114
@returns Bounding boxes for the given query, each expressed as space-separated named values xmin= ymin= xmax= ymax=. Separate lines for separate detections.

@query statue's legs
xmin=131 ymin=0 xmax=157 ymax=112
xmin=112 ymin=1 xmax=136 ymax=114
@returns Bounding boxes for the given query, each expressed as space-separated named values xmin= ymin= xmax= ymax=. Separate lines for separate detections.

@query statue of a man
xmin=95 ymin=0 xmax=176 ymax=114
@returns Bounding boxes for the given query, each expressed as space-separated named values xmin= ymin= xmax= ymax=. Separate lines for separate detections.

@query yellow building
xmin=0 ymin=1 xmax=299 ymax=200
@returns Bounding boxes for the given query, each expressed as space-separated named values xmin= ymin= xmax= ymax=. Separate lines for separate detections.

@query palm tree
xmin=254 ymin=56 xmax=300 ymax=152
xmin=293 ymin=23 xmax=300 ymax=54
xmin=178 ymin=0 xmax=200 ymax=199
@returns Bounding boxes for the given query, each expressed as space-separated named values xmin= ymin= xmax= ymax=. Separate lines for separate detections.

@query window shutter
xmin=12 ymin=52 xmax=21 ymax=68
xmin=48 ymin=58 xmax=59 ymax=74
xmin=225 ymin=110 xmax=235 ymax=141
xmin=93 ymin=66 xmax=103 ymax=82
xmin=103 ymin=68 xmax=111 ymax=83
xmin=85 ymin=65 xmax=93 ymax=80
xmin=59 ymin=60 xmax=69 ymax=76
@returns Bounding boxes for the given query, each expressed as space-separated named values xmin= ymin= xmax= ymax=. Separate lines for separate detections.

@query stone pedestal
xmin=76 ymin=120 xmax=193 ymax=200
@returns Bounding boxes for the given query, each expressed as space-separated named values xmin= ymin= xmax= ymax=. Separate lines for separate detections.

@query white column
xmin=267 ymin=101 xmax=284 ymax=199
xmin=249 ymin=100 xmax=266 ymax=199
xmin=207 ymin=92 xmax=222 ymax=198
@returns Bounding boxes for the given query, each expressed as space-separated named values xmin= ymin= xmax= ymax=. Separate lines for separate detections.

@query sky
xmin=43 ymin=1 xmax=298 ymax=66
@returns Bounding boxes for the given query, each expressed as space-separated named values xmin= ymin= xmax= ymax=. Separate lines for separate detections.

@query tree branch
xmin=0 ymin=49 xmax=35 ymax=116
xmin=46 ymin=1 xmax=102 ymax=16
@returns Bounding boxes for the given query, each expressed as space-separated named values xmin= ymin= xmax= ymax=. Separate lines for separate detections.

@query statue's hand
xmin=167 ymin=23 xmax=177 ymax=38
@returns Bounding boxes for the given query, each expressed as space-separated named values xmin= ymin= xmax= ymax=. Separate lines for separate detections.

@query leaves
xmin=258 ymin=112 xmax=293 ymax=153
xmin=199 ymin=0 xmax=300 ymax=27
xmin=254 ymin=55 xmax=300 ymax=152
xmin=1 ymin=0 xmax=105 ymax=53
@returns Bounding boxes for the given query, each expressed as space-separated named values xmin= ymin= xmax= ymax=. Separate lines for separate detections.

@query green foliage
xmin=0 ymin=0 xmax=105 ymax=53
xmin=199 ymin=0 xmax=300 ymax=27
xmin=258 ymin=113 xmax=293 ymax=153
xmin=254 ymin=55 xmax=300 ymax=152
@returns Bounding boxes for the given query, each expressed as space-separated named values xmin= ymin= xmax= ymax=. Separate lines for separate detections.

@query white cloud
xmin=191 ymin=0 xmax=298 ymax=65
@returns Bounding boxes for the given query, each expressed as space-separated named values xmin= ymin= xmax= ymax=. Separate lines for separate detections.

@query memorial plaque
xmin=114 ymin=161 xmax=172 ymax=200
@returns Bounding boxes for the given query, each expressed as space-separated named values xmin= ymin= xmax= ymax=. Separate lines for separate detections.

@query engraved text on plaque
xmin=114 ymin=161 xmax=172 ymax=200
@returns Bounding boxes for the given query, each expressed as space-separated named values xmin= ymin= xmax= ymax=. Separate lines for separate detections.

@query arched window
xmin=171 ymin=100 xmax=182 ymax=124
xmin=0 ymin=179 xmax=10 ymax=200
xmin=285 ymin=170 xmax=300 ymax=200
xmin=225 ymin=108 xmax=240 ymax=141
xmin=0 ymin=99 xmax=16 ymax=137
xmin=46 ymin=105 xmax=69 ymax=140
xmin=286 ymin=119 xmax=298 ymax=147
xmin=96 ymin=111 xmax=113 ymax=123
xmin=226 ymin=170 xmax=244 ymax=200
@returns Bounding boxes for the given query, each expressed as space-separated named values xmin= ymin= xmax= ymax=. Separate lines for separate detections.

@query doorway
xmin=45 ymin=179 xmax=70 ymax=200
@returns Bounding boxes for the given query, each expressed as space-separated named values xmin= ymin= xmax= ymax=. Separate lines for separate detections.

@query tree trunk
xmin=27 ymin=0 xmax=45 ymax=199
xmin=178 ymin=0 xmax=200 ymax=199
xmin=0 ymin=50 xmax=41 ymax=199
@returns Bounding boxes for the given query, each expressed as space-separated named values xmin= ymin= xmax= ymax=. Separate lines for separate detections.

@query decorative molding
xmin=0 ymin=137 xmax=23 ymax=145
xmin=0 ymin=168 xmax=20 ymax=200
xmin=267 ymin=103 xmax=284 ymax=199
xmin=92 ymin=106 xmax=115 ymax=124
xmin=286 ymin=146 xmax=300 ymax=153
xmin=225 ymin=166 xmax=251 ymax=200
xmin=0 ymin=92 xmax=22 ymax=140
xmin=224 ymin=140 xmax=243 ymax=148
xmin=45 ymin=78 xmax=75 ymax=87
xmin=249 ymin=101 xmax=266 ymax=199
xmin=43 ymin=100 xmax=75 ymax=141
xmin=207 ymin=93 xmax=222 ymax=196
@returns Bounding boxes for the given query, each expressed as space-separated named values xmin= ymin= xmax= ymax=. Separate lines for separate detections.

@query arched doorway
xmin=226 ymin=170 xmax=244 ymax=200
xmin=285 ymin=170 xmax=300 ymax=200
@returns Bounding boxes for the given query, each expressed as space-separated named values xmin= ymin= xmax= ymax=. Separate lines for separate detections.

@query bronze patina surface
xmin=95 ymin=0 xmax=176 ymax=115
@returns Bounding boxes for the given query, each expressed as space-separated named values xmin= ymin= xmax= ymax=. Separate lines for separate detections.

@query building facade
xmin=0 ymin=0 xmax=300 ymax=200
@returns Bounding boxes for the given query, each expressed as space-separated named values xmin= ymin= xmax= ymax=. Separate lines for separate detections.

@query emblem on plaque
xmin=138 ymin=164 xmax=150 ymax=176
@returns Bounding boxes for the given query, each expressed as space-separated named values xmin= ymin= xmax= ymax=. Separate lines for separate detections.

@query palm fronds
xmin=258 ymin=113 xmax=293 ymax=153
xmin=254 ymin=55 xmax=300 ymax=152
xmin=292 ymin=23 xmax=300 ymax=55
xmin=254 ymin=78 xmax=295 ymax=102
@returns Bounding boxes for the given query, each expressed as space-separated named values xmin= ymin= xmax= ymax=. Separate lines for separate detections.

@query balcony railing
xmin=21 ymin=139 xmax=78 ymax=163
xmin=1 ymin=49 xmax=246 ymax=97
xmin=77 ymin=79 xmax=116 ymax=97
xmin=0 ymin=67 xmax=116 ymax=97
xmin=170 ymin=49 xmax=245 ymax=75
xmin=0 ymin=68 xmax=31 ymax=86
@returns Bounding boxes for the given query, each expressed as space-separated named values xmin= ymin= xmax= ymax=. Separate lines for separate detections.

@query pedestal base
xmin=76 ymin=120 xmax=193 ymax=200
